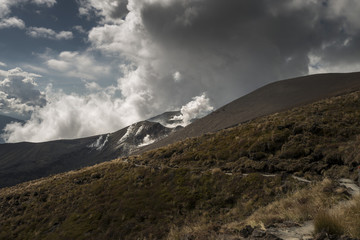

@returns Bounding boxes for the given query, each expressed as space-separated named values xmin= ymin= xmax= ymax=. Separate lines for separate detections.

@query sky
xmin=1 ymin=0 xmax=360 ymax=143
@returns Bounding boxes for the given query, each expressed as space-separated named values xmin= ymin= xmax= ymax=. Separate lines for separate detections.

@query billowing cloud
xmin=4 ymin=0 xmax=360 ymax=143
xmin=85 ymin=0 xmax=360 ymax=110
xmin=0 ymin=17 xmax=25 ymax=29
xmin=26 ymin=27 xmax=73 ymax=40
xmin=2 ymin=87 xmax=143 ymax=143
xmin=0 ymin=62 xmax=7 ymax=67
xmin=171 ymin=93 xmax=214 ymax=127
xmin=0 ymin=68 xmax=46 ymax=116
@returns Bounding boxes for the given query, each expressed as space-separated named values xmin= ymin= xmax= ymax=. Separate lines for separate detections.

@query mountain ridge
xmin=0 ymin=120 xmax=176 ymax=188
xmin=2 ymin=88 xmax=360 ymax=239
xmin=138 ymin=72 xmax=360 ymax=153
xmin=2 ymin=72 xmax=360 ymax=188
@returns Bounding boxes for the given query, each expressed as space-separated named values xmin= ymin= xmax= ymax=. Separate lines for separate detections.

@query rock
xmin=313 ymin=231 xmax=328 ymax=240
xmin=335 ymin=187 xmax=347 ymax=195
xmin=251 ymin=229 xmax=266 ymax=238
xmin=239 ymin=225 xmax=254 ymax=238
xmin=249 ymin=229 xmax=281 ymax=240
xmin=91 ymin=173 xmax=102 ymax=179
xmin=313 ymin=231 xmax=356 ymax=240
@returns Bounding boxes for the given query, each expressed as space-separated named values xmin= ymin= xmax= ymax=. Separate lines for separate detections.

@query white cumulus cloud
xmin=0 ymin=67 xmax=46 ymax=116
xmin=2 ymin=86 xmax=143 ymax=143
xmin=0 ymin=0 xmax=56 ymax=23
xmin=0 ymin=17 xmax=25 ymax=29
xmin=26 ymin=27 xmax=73 ymax=40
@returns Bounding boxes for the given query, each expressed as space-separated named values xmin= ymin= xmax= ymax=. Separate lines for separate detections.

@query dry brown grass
xmin=316 ymin=195 xmax=360 ymax=238
xmin=243 ymin=179 xmax=347 ymax=227
xmin=314 ymin=211 xmax=344 ymax=235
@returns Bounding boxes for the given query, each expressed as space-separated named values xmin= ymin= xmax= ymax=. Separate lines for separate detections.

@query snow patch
xmin=138 ymin=134 xmax=156 ymax=147
xmin=88 ymin=134 xmax=109 ymax=151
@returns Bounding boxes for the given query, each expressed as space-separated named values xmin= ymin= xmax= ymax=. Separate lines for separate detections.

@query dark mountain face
xmin=139 ymin=72 xmax=360 ymax=153
xmin=0 ymin=115 xmax=23 ymax=144
xmin=0 ymin=120 xmax=177 ymax=188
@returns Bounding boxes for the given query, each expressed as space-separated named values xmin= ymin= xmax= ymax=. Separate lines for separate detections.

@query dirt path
xmin=266 ymin=221 xmax=313 ymax=240
xmin=339 ymin=178 xmax=360 ymax=196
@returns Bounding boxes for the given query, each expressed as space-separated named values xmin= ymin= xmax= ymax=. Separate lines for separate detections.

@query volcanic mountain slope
xmin=0 ymin=120 xmax=176 ymax=188
xmin=2 ymin=90 xmax=360 ymax=239
xmin=147 ymin=110 xmax=182 ymax=127
xmin=140 ymin=72 xmax=360 ymax=152
xmin=0 ymin=115 xmax=23 ymax=143
xmin=2 ymin=72 xmax=360 ymax=188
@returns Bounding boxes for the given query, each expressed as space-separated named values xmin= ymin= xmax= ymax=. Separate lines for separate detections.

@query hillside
xmin=2 ymin=72 xmax=360 ymax=189
xmin=0 ymin=120 xmax=176 ymax=188
xmin=140 ymin=72 xmax=360 ymax=152
xmin=2 ymin=90 xmax=360 ymax=239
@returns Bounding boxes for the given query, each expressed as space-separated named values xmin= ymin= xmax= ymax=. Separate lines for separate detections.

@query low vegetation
xmin=134 ymin=91 xmax=360 ymax=182
xmin=245 ymin=179 xmax=347 ymax=227
xmin=2 ymin=90 xmax=360 ymax=239
xmin=312 ymin=195 xmax=360 ymax=238
xmin=0 ymin=163 xmax=301 ymax=239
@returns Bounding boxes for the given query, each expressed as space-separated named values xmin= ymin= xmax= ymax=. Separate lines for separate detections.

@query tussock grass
xmin=243 ymin=179 xmax=347 ymax=227
xmin=316 ymin=195 xmax=360 ymax=238
xmin=133 ymin=91 xmax=360 ymax=182
xmin=314 ymin=211 xmax=344 ymax=235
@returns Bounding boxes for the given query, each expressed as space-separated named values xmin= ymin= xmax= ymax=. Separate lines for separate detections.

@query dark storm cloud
xmin=6 ymin=0 xmax=360 ymax=142
xmin=135 ymin=0 xmax=360 ymax=105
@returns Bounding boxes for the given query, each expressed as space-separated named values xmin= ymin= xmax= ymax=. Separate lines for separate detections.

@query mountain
xmin=139 ymin=72 xmax=360 ymax=152
xmin=2 ymin=89 xmax=360 ymax=239
xmin=2 ymin=72 xmax=360 ymax=188
xmin=147 ymin=110 xmax=182 ymax=127
xmin=0 ymin=119 xmax=178 ymax=188
xmin=0 ymin=115 xmax=23 ymax=143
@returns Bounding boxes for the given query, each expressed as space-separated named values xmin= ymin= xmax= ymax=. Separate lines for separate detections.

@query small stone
xmin=251 ymin=229 xmax=266 ymax=238
xmin=239 ymin=225 xmax=254 ymax=238
xmin=91 ymin=173 xmax=102 ymax=179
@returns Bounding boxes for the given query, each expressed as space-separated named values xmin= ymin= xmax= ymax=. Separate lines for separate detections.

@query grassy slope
xmin=2 ymin=90 xmax=360 ymax=239
xmin=137 ymin=91 xmax=360 ymax=181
